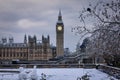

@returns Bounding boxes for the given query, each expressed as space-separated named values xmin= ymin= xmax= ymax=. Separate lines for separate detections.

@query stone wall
xmin=97 ymin=64 xmax=120 ymax=79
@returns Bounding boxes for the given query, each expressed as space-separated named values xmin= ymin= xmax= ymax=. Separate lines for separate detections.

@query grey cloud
xmin=0 ymin=0 xmax=95 ymax=51
xmin=0 ymin=12 xmax=21 ymax=22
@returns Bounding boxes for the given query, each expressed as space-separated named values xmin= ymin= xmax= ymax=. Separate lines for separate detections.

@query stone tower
xmin=56 ymin=10 xmax=64 ymax=57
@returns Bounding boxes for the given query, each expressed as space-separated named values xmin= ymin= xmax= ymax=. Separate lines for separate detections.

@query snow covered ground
xmin=0 ymin=68 xmax=118 ymax=80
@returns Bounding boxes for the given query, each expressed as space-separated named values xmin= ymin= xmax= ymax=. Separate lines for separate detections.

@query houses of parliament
xmin=0 ymin=11 xmax=64 ymax=64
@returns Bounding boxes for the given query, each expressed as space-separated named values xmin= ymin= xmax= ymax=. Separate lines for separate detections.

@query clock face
xmin=57 ymin=26 xmax=62 ymax=31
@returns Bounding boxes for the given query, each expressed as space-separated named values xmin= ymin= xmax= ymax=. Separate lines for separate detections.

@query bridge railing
xmin=97 ymin=64 xmax=120 ymax=79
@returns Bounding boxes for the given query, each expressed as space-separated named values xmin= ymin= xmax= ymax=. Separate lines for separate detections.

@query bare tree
xmin=73 ymin=0 xmax=120 ymax=67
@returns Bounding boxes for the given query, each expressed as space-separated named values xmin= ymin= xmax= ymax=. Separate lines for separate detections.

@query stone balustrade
xmin=97 ymin=64 xmax=120 ymax=79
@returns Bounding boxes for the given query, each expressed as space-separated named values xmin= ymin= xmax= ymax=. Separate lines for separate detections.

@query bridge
xmin=55 ymin=52 xmax=86 ymax=64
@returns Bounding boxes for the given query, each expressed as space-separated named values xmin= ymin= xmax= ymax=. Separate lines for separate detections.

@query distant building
xmin=64 ymin=48 xmax=70 ymax=56
xmin=0 ymin=11 xmax=65 ymax=64
xmin=51 ymin=46 xmax=56 ymax=58
xmin=0 ymin=35 xmax=53 ymax=63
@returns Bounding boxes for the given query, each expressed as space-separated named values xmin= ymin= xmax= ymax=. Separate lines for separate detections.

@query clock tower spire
xmin=56 ymin=10 xmax=64 ymax=57
xmin=58 ymin=9 xmax=62 ymax=21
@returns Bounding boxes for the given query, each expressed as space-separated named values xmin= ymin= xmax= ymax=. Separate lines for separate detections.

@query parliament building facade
xmin=0 ymin=11 xmax=64 ymax=64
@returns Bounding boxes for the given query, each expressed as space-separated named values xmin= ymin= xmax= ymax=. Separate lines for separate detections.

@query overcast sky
xmin=0 ymin=0 xmax=98 ymax=52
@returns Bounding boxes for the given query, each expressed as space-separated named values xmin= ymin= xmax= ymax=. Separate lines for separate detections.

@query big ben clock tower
xmin=56 ymin=10 xmax=64 ymax=57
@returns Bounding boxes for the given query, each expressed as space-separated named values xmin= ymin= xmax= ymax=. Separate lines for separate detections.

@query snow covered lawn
xmin=36 ymin=68 xmax=117 ymax=80
xmin=0 ymin=68 xmax=118 ymax=80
